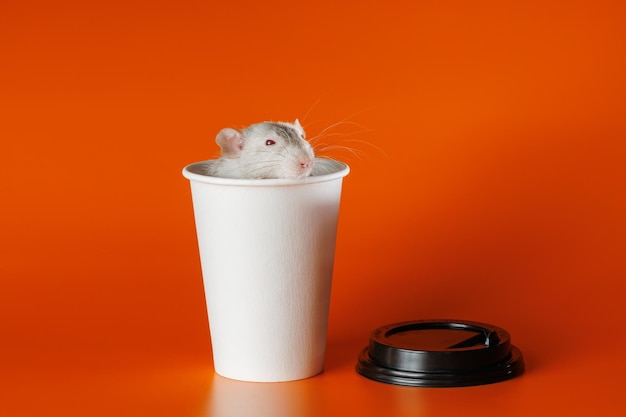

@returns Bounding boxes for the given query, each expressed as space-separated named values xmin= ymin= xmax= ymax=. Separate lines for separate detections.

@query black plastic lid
xmin=356 ymin=319 xmax=524 ymax=387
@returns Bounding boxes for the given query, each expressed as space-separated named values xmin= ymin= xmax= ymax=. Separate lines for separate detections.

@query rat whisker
xmin=308 ymin=120 xmax=369 ymax=145
xmin=309 ymin=129 xmax=373 ymax=145
xmin=300 ymin=88 xmax=336 ymax=125
xmin=326 ymin=138 xmax=388 ymax=159
xmin=314 ymin=144 xmax=368 ymax=162
xmin=301 ymin=96 xmax=323 ymax=125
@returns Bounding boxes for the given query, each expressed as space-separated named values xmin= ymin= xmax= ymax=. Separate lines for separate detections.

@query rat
xmin=205 ymin=119 xmax=315 ymax=179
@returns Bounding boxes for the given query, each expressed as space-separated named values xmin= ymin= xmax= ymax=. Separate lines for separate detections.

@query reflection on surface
xmin=205 ymin=373 xmax=317 ymax=417
xmin=202 ymin=341 xmax=431 ymax=417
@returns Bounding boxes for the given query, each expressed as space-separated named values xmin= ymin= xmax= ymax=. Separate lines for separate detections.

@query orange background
xmin=2 ymin=0 xmax=625 ymax=416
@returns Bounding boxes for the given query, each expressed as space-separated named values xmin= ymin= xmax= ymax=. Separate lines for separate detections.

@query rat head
xmin=215 ymin=119 xmax=315 ymax=179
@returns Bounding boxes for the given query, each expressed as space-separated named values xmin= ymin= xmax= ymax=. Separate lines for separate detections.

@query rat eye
xmin=265 ymin=139 xmax=276 ymax=146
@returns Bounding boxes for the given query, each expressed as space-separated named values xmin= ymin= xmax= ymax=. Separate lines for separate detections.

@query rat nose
xmin=300 ymin=160 xmax=313 ymax=169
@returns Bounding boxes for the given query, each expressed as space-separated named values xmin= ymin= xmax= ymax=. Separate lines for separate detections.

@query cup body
xmin=183 ymin=159 xmax=349 ymax=382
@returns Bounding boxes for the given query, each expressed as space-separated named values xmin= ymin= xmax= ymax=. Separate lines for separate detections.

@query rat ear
xmin=293 ymin=118 xmax=306 ymax=139
xmin=216 ymin=128 xmax=244 ymax=159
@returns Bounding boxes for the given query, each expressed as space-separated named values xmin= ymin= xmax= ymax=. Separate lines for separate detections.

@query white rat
xmin=206 ymin=119 xmax=315 ymax=179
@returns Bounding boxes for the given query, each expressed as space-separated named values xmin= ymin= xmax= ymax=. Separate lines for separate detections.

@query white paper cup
xmin=182 ymin=158 xmax=349 ymax=382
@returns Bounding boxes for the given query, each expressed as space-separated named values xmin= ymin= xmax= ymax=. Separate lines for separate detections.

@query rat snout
xmin=287 ymin=144 xmax=315 ymax=178
xmin=295 ymin=153 xmax=314 ymax=178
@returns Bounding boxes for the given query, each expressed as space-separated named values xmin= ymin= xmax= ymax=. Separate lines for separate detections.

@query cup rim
xmin=182 ymin=157 xmax=350 ymax=187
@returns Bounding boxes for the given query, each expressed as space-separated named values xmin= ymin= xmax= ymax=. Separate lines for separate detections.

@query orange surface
xmin=1 ymin=0 xmax=625 ymax=415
